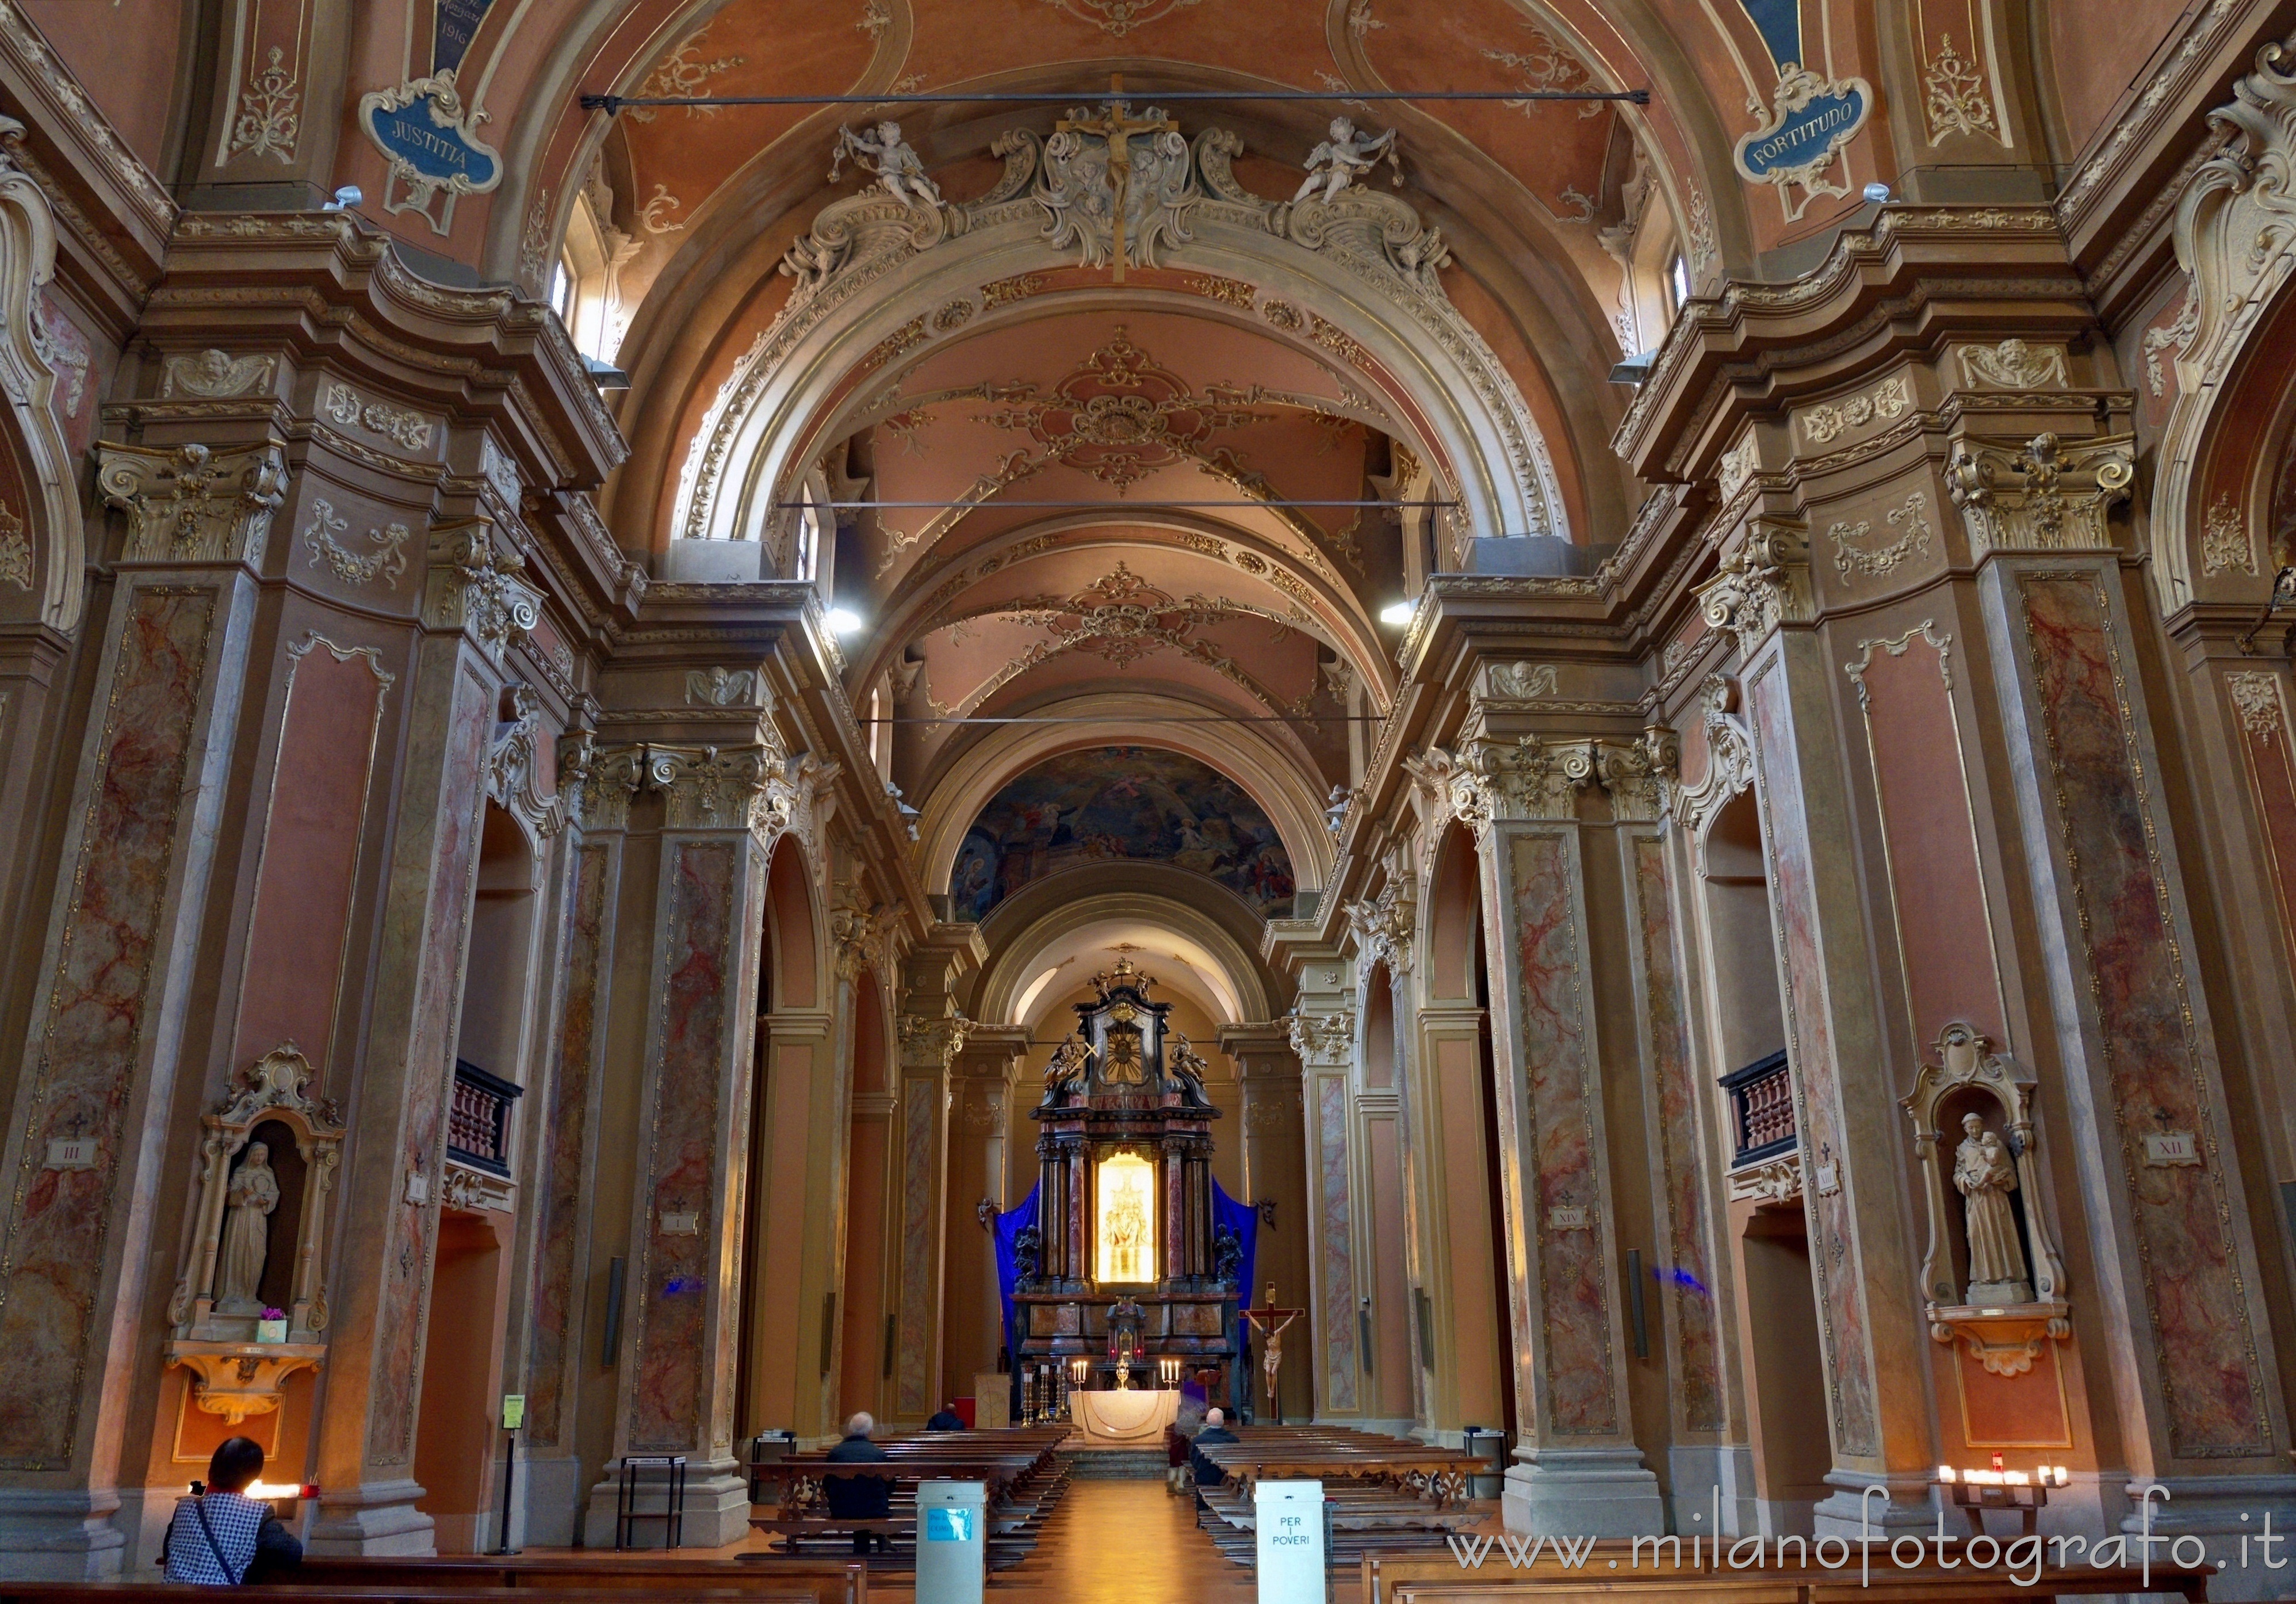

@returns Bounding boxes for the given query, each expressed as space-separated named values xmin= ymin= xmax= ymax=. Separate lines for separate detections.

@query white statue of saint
xmin=216 ymin=1141 xmax=280 ymax=1316
xmin=1952 ymin=1112 xmax=2030 ymax=1305
xmin=830 ymin=120 xmax=943 ymax=211
xmin=1293 ymin=117 xmax=1398 ymax=206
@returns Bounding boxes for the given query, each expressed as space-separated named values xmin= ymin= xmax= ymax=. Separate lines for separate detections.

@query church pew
xmin=747 ymin=1437 xmax=1073 ymax=1569
xmin=0 ymin=1581 xmax=826 ymax=1590
xmin=1360 ymin=1548 xmax=2210 ymax=1603
xmin=282 ymin=1554 xmax=868 ymax=1604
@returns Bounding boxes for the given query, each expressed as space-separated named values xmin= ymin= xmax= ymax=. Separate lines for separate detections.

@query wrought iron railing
xmin=1718 ymin=1049 xmax=1795 ymax=1167
xmin=447 ymin=1059 xmax=523 ymax=1177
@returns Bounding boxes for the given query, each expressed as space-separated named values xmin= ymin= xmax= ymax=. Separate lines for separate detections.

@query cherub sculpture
xmin=1292 ymin=117 xmax=1399 ymax=206
xmin=1169 ymin=1033 xmax=1211 ymax=1105
xmin=830 ymin=120 xmax=943 ymax=210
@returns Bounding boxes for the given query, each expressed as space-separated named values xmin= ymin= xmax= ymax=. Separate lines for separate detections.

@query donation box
xmin=915 ymin=1479 xmax=986 ymax=1604
xmin=1254 ymin=1479 xmax=1326 ymax=1603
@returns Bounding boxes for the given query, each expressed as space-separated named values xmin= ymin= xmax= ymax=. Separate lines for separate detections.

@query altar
xmin=1067 ymin=1387 xmax=1180 ymax=1446
xmin=1009 ymin=958 xmax=1242 ymax=1414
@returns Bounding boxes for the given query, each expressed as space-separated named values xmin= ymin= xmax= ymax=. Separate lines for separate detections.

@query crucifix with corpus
xmin=1057 ymin=75 xmax=1165 ymax=284
xmin=1242 ymin=1281 xmax=1303 ymax=1424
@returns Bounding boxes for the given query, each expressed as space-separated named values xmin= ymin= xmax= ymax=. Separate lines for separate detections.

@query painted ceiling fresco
xmin=954 ymin=747 xmax=1296 ymax=920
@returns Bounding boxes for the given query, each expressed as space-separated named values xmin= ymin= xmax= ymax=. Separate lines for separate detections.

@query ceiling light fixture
xmin=826 ymin=608 xmax=864 ymax=635
xmin=1379 ymin=601 xmax=1415 ymax=625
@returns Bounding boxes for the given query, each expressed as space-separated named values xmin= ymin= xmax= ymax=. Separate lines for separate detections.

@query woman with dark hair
xmin=163 ymin=1437 xmax=303 ymax=1585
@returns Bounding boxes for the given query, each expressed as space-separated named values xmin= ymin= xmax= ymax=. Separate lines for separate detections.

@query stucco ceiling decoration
xmin=975 ymin=326 xmax=1264 ymax=490
xmin=671 ymin=102 xmax=1561 ymax=550
xmin=936 ymin=559 xmax=1300 ymax=716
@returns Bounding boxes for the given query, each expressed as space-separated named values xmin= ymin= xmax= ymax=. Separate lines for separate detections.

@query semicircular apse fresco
xmin=952 ymin=746 xmax=1295 ymax=921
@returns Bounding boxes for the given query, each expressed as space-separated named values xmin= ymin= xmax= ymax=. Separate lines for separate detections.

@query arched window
xmin=550 ymin=155 xmax=639 ymax=362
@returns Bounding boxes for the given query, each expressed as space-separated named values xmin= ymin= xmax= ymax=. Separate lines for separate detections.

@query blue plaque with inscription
xmin=1736 ymin=81 xmax=1868 ymax=181
xmin=362 ymin=88 xmax=499 ymax=192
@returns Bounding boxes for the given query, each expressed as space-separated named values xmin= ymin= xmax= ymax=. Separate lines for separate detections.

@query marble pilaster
xmin=308 ymin=518 xmax=539 ymax=1556
xmin=1218 ymin=1022 xmax=1310 ymax=1424
xmin=0 ymin=440 xmax=280 ymax=1575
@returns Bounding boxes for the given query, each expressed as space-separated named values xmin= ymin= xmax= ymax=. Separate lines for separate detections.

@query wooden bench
xmin=747 ymin=1430 xmax=1072 ymax=1571
xmin=0 ymin=1581 xmax=826 ymax=1590
xmin=286 ymin=1555 xmax=868 ymax=1604
xmin=1361 ymin=1545 xmax=2210 ymax=1603
xmin=1188 ymin=1426 xmax=1486 ymax=1568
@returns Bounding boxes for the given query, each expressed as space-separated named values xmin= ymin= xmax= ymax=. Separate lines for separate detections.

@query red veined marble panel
xmin=632 ymin=838 xmax=740 ymax=1450
xmin=367 ymin=665 xmax=493 ymax=1465
xmin=897 ymin=1075 xmax=938 ymax=1417
xmin=0 ymin=583 xmax=215 ymax=1464
xmin=1746 ymin=657 xmax=1880 ymax=1457
xmin=1631 ymin=835 xmax=1724 ymax=1435
xmin=2017 ymin=573 xmax=2270 ymax=1457
xmin=1316 ymin=1074 xmax=1360 ymax=1411
xmin=526 ymin=842 xmax=611 ymax=1449
xmin=1506 ymin=829 xmax=1616 ymax=1436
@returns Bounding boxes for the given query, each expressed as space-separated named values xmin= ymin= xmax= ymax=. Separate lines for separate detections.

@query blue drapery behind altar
xmin=991 ymin=1184 xmax=1041 ymax=1362
xmin=1213 ymin=1181 xmax=1258 ymax=1357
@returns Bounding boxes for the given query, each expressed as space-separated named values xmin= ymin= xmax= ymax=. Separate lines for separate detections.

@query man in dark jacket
xmin=924 ymin=1402 xmax=964 ymax=1431
xmin=164 ymin=1437 xmax=303 ymax=1585
xmin=1189 ymin=1407 xmax=1239 ymax=1495
xmin=823 ymin=1412 xmax=894 ymax=1554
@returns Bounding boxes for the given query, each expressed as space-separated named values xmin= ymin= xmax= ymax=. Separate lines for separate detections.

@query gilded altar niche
xmin=1013 ymin=958 xmax=1237 ymax=1393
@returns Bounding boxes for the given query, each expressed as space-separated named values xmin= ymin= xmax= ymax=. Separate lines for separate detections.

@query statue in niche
xmin=829 ymin=121 xmax=943 ymax=211
xmin=1292 ymin=116 xmax=1399 ymax=205
xmin=1104 ymin=1171 xmax=1149 ymax=1280
xmin=1953 ymin=1112 xmax=2031 ymax=1305
xmin=216 ymin=1141 xmax=280 ymax=1316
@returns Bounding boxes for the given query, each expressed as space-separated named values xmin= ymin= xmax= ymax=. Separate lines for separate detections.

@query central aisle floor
xmin=895 ymin=1479 xmax=1260 ymax=1603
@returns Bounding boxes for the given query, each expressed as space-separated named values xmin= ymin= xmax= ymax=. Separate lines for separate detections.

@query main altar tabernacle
xmin=1012 ymin=959 xmax=1238 ymax=1401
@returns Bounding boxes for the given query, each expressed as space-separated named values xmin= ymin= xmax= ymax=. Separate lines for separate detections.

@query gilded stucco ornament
xmin=485 ymin=685 xmax=568 ymax=850
xmin=1694 ymin=522 xmax=1811 ymax=655
xmin=678 ymin=105 xmax=1560 ymax=551
xmin=557 ymin=732 xmax=644 ymax=831
xmin=1283 ymin=1006 xmax=1354 ymax=1066
xmin=831 ymin=877 xmax=896 ymax=983
xmin=898 ymin=1011 xmax=972 ymax=1070
xmin=423 ymin=518 xmax=542 ymax=665
xmin=1341 ymin=874 xmax=1414 ymax=977
xmin=1944 ymin=431 xmax=2134 ymax=556
xmin=2157 ymin=36 xmax=2296 ymax=605
xmin=97 ymin=440 xmax=288 ymax=566
xmin=1671 ymin=675 xmax=1755 ymax=835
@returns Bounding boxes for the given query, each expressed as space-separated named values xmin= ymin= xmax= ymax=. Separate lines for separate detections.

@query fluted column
xmin=0 ymin=441 xmax=282 ymax=1575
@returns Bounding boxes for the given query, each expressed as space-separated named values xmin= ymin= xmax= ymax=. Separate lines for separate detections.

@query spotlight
xmin=322 ymin=185 xmax=363 ymax=212
xmin=1862 ymin=181 xmax=1892 ymax=204
xmin=825 ymin=608 xmax=863 ymax=635
xmin=1379 ymin=601 xmax=1414 ymax=625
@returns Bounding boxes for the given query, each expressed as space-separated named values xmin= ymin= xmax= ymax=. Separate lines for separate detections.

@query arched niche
xmin=763 ymin=832 xmax=820 ymax=1012
xmin=1421 ymin=822 xmax=1482 ymax=1005
xmin=970 ymin=874 xmax=1274 ymax=1029
xmin=916 ymin=701 xmax=1335 ymax=899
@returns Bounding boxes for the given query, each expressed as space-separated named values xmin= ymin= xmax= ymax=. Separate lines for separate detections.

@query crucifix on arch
xmin=1056 ymin=75 xmax=1165 ymax=284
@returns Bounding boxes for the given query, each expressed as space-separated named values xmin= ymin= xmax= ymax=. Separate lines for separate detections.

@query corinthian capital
xmin=424 ymin=518 xmax=541 ymax=664
xmin=1696 ymin=520 xmax=1810 ymax=655
xmin=98 ymin=440 xmax=288 ymax=566
xmin=644 ymin=743 xmax=775 ymax=832
xmin=557 ymin=732 xmax=644 ymax=831
xmin=1945 ymin=431 xmax=2134 ymax=557
xmin=899 ymin=1012 xmax=971 ymax=1071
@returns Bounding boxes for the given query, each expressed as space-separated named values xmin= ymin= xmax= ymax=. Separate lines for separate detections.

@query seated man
xmin=924 ymin=1401 xmax=964 ymax=1431
xmin=1188 ymin=1406 xmax=1238 ymax=1495
xmin=823 ymin=1411 xmax=894 ymax=1554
